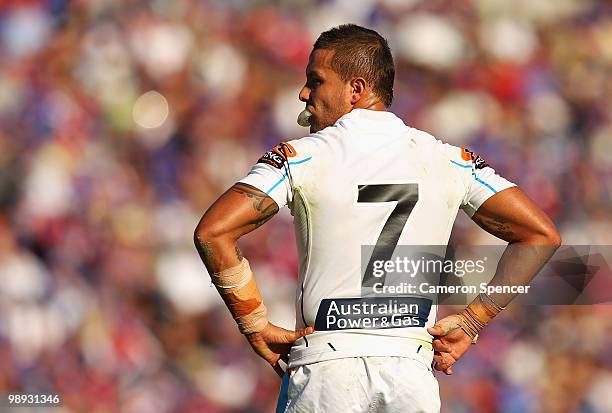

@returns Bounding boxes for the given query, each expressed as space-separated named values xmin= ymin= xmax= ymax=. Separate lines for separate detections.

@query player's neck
xmin=352 ymin=95 xmax=387 ymax=112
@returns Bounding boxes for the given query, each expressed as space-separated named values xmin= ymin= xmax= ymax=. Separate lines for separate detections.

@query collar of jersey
xmin=338 ymin=108 xmax=402 ymax=124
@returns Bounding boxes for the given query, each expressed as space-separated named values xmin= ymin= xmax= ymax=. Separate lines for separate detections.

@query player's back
xmin=240 ymin=108 xmax=514 ymax=367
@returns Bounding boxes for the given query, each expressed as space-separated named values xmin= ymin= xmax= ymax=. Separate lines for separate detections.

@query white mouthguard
xmin=297 ymin=109 xmax=312 ymax=127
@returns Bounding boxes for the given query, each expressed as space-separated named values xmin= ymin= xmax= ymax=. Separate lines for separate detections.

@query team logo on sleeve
xmin=257 ymin=142 xmax=297 ymax=169
xmin=461 ymin=147 xmax=490 ymax=170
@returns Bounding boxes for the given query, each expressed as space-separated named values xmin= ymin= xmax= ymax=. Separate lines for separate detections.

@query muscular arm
xmin=430 ymin=187 xmax=561 ymax=374
xmin=194 ymin=182 xmax=278 ymax=274
xmin=471 ymin=186 xmax=562 ymax=306
xmin=194 ymin=182 xmax=310 ymax=376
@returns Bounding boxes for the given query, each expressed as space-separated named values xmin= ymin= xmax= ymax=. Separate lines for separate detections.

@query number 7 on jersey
xmin=358 ymin=184 xmax=419 ymax=287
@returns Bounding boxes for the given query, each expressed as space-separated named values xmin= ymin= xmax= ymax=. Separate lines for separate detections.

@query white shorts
xmin=276 ymin=356 xmax=440 ymax=413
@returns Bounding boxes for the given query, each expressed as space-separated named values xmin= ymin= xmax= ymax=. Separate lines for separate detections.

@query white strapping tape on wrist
xmin=211 ymin=258 xmax=268 ymax=334
xmin=236 ymin=302 xmax=268 ymax=334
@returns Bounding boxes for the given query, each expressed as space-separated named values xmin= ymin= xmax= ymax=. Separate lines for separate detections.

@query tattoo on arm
xmin=194 ymin=184 xmax=278 ymax=272
xmin=231 ymin=183 xmax=270 ymax=212
xmin=194 ymin=238 xmax=243 ymax=273
xmin=194 ymin=238 xmax=218 ymax=271
xmin=476 ymin=216 xmax=515 ymax=240
xmin=231 ymin=183 xmax=279 ymax=228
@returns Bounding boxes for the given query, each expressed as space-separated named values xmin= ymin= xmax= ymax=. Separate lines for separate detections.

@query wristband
xmin=459 ymin=293 xmax=505 ymax=340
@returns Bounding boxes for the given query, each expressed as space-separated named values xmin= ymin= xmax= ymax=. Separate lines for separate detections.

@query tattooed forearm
xmin=194 ymin=237 xmax=218 ymax=271
xmin=194 ymin=234 xmax=243 ymax=273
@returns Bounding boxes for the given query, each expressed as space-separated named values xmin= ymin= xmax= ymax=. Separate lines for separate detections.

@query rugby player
xmin=194 ymin=24 xmax=561 ymax=412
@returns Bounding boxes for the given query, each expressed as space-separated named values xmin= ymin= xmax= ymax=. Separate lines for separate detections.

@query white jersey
xmin=240 ymin=109 xmax=515 ymax=367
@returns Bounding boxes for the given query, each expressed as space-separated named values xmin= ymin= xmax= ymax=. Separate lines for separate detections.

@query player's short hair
xmin=313 ymin=24 xmax=395 ymax=107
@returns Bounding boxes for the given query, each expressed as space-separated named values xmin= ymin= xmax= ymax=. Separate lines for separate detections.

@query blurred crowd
xmin=0 ymin=0 xmax=611 ymax=412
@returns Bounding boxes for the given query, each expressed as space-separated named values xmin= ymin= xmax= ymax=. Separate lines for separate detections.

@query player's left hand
xmin=428 ymin=315 xmax=473 ymax=375
xmin=245 ymin=322 xmax=314 ymax=377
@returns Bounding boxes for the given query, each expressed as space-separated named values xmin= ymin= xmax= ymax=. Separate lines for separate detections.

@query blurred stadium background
xmin=0 ymin=0 xmax=611 ymax=412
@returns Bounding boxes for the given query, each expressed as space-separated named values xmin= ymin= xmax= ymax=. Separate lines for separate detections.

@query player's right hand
xmin=245 ymin=322 xmax=314 ymax=377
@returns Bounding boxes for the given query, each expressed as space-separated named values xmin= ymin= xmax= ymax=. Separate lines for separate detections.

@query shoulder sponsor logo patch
xmin=258 ymin=142 xmax=297 ymax=169
xmin=461 ymin=147 xmax=490 ymax=170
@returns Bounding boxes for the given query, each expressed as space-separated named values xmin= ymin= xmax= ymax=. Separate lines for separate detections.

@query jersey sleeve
xmin=238 ymin=140 xmax=314 ymax=209
xmin=446 ymin=145 xmax=516 ymax=217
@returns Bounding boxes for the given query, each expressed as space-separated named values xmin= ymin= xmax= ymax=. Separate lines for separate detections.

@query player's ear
xmin=350 ymin=77 xmax=367 ymax=104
